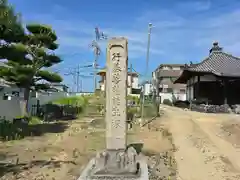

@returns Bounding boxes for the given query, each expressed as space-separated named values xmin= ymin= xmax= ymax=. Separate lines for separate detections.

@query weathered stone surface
xmin=78 ymin=157 xmax=148 ymax=180
xmin=106 ymin=38 xmax=128 ymax=150
xmin=90 ymin=147 xmax=139 ymax=176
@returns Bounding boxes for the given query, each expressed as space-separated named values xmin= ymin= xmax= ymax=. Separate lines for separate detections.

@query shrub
xmin=163 ymin=99 xmax=172 ymax=106
xmin=127 ymin=95 xmax=140 ymax=105
xmin=0 ymin=119 xmax=27 ymax=141
xmin=51 ymin=96 xmax=87 ymax=107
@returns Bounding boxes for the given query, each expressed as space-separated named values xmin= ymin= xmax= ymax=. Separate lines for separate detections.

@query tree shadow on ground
xmin=0 ymin=159 xmax=77 ymax=178
xmin=0 ymin=121 xmax=69 ymax=141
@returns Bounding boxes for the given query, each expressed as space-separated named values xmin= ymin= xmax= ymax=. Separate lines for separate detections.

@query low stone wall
xmin=190 ymin=104 xmax=240 ymax=114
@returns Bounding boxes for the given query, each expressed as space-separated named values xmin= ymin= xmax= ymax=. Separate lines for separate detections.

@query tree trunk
xmin=23 ymin=87 xmax=30 ymax=115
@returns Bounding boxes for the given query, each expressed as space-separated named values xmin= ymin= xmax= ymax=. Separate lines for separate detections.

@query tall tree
xmin=0 ymin=0 xmax=25 ymax=44
xmin=0 ymin=0 xmax=62 ymax=113
xmin=0 ymin=23 xmax=63 ymax=111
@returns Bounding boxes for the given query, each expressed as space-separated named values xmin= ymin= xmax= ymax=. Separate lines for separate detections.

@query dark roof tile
xmin=188 ymin=52 xmax=240 ymax=77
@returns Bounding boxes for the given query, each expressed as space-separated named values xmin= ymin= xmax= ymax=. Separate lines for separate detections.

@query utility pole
xmin=64 ymin=64 xmax=94 ymax=92
xmin=93 ymin=55 xmax=98 ymax=91
xmin=145 ymin=23 xmax=153 ymax=75
xmin=76 ymin=64 xmax=80 ymax=92
xmin=141 ymin=23 xmax=153 ymax=123
xmin=80 ymin=79 xmax=83 ymax=92
xmin=90 ymin=27 xmax=108 ymax=92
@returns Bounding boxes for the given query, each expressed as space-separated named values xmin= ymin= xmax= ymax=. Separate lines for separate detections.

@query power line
xmin=64 ymin=64 xmax=95 ymax=92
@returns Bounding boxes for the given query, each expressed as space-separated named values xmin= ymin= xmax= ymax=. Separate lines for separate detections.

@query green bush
xmin=0 ymin=119 xmax=25 ymax=141
xmin=163 ymin=99 xmax=172 ymax=106
xmin=51 ymin=96 xmax=88 ymax=107
xmin=0 ymin=116 xmax=43 ymax=141
xmin=127 ymin=95 xmax=140 ymax=105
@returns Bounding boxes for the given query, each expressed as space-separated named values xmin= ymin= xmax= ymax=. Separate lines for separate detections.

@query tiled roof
xmin=175 ymin=42 xmax=240 ymax=84
xmin=187 ymin=52 xmax=240 ymax=77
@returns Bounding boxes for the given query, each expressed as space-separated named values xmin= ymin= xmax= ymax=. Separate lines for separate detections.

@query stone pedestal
xmin=92 ymin=148 xmax=138 ymax=175
xmin=78 ymin=148 xmax=148 ymax=180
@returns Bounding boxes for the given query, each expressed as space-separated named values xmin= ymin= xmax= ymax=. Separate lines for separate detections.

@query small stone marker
xmin=78 ymin=37 xmax=148 ymax=180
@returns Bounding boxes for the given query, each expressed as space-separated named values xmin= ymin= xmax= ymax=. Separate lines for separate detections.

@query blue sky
xmin=8 ymin=0 xmax=240 ymax=92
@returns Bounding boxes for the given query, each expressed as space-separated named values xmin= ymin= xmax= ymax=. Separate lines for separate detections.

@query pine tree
xmin=0 ymin=1 xmax=63 ymax=112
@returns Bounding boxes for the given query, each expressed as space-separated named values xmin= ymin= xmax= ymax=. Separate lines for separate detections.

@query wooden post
xmin=223 ymin=79 xmax=228 ymax=104
xmin=195 ymin=75 xmax=200 ymax=99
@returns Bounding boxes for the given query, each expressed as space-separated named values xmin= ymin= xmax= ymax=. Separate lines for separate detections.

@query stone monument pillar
xmin=105 ymin=38 xmax=128 ymax=150
xmin=78 ymin=37 xmax=148 ymax=180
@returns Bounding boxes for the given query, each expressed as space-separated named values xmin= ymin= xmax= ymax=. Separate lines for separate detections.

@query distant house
xmin=152 ymin=64 xmax=186 ymax=103
xmin=0 ymin=61 xmax=68 ymax=101
xmin=140 ymin=80 xmax=153 ymax=96
xmin=49 ymin=83 xmax=68 ymax=92
xmin=97 ymin=68 xmax=141 ymax=95
xmin=175 ymin=42 xmax=240 ymax=105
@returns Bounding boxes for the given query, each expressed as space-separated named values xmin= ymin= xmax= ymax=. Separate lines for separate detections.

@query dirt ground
xmin=160 ymin=105 xmax=240 ymax=180
xmin=1 ymin=105 xmax=240 ymax=180
xmin=0 ymin=115 xmax=176 ymax=180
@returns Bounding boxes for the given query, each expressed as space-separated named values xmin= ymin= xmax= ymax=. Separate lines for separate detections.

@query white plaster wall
xmin=160 ymin=92 xmax=186 ymax=103
xmin=127 ymin=87 xmax=132 ymax=95
xmin=144 ymin=83 xmax=152 ymax=95
xmin=0 ymin=99 xmax=26 ymax=120
xmin=35 ymin=92 xmax=68 ymax=105
xmin=152 ymin=71 xmax=156 ymax=80
xmin=132 ymin=76 xmax=139 ymax=89
xmin=162 ymin=66 xmax=171 ymax=70
xmin=172 ymin=67 xmax=181 ymax=70
xmin=127 ymin=75 xmax=132 ymax=87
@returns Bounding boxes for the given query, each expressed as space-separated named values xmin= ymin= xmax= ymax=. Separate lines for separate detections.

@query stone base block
xmin=78 ymin=158 xmax=148 ymax=180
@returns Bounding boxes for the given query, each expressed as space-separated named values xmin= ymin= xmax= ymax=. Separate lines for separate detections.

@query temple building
xmin=175 ymin=42 xmax=240 ymax=105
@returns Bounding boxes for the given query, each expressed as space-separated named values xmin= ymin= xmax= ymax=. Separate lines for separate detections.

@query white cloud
xmin=22 ymin=2 xmax=240 ymax=61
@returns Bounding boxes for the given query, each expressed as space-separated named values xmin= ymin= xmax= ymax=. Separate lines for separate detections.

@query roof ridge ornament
xmin=209 ymin=41 xmax=223 ymax=54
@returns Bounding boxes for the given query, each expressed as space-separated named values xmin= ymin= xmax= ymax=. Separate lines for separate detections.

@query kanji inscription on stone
xmin=106 ymin=38 xmax=128 ymax=150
